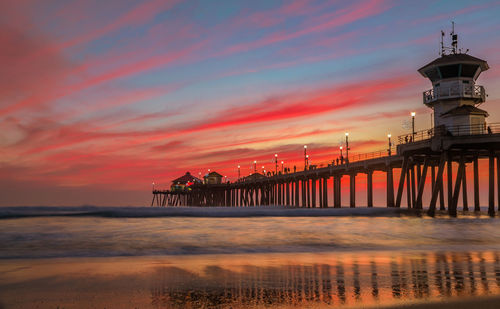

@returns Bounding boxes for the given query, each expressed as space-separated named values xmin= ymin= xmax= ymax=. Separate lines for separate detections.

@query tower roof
xmin=171 ymin=172 xmax=202 ymax=184
xmin=441 ymin=105 xmax=489 ymax=118
xmin=418 ymin=53 xmax=489 ymax=79
xmin=206 ymin=171 xmax=223 ymax=178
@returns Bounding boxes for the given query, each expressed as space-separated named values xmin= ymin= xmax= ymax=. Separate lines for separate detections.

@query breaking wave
xmin=0 ymin=205 xmax=410 ymax=219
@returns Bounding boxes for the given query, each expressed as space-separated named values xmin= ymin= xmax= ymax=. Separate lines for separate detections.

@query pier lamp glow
xmin=411 ymin=112 xmax=416 ymax=140
xmin=253 ymin=161 xmax=257 ymax=173
xmin=275 ymin=153 xmax=278 ymax=174
xmin=345 ymin=133 xmax=349 ymax=162
xmin=304 ymin=145 xmax=308 ymax=171
xmin=387 ymin=134 xmax=392 ymax=156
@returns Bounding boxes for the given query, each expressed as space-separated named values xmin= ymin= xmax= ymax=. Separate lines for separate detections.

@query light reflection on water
xmin=149 ymin=251 xmax=500 ymax=308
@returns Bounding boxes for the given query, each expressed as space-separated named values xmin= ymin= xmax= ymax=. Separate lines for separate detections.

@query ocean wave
xmin=0 ymin=205 xmax=409 ymax=219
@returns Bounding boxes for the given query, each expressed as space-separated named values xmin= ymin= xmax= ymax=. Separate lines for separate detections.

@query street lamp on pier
xmin=387 ymin=134 xmax=392 ymax=156
xmin=237 ymin=165 xmax=240 ymax=179
xmin=345 ymin=132 xmax=350 ymax=162
xmin=253 ymin=161 xmax=257 ymax=173
xmin=411 ymin=112 xmax=416 ymax=140
xmin=281 ymin=161 xmax=284 ymax=173
xmin=306 ymin=154 xmax=309 ymax=168
xmin=275 ymin=153 xmax=278 ymax=174
xmin=304 ymin=145 xmax=308 ymax=170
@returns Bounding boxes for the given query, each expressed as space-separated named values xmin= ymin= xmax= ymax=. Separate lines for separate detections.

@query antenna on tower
xmin=450 ymin=21 xmax=458 ymax=54
xmin=440 ymin=30 xmax=445 ymax=56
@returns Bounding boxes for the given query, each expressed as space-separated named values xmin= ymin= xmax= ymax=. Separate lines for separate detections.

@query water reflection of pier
xmin=151 ymin=251 xmax=500 ymax=308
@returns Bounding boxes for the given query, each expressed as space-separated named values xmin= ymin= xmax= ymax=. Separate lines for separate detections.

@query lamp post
xmin=306 ymin=154 xmax=309 ymax=168
xmin=253 ymin=161 xmax=257 ymax=173
xmin=237 ymin=165 xmax=240 ymax=180
xmin=261 ymin=166 xmax=265 ymax=174
xmin=411 ymin=112 xmax=416 ymax=140
xmin=281 ymin=161 xmax=284 ymax=173
xmin=304 ymin=145 xmax=308 ymax=170
xmin=345 ymin=132 xmax=349 ymax=162
xmin=387 ymin=134 xmax=392 ymax=156
xmin=275 ymin=153 xmax=278 ymax=174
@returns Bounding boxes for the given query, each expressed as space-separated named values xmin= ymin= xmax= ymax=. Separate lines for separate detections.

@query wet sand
xmin=1 ymin=251 xmax=500 ymax=308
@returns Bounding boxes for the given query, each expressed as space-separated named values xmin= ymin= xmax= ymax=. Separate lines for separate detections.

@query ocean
xmin=1 ymin=206 xmax=500 ymax=308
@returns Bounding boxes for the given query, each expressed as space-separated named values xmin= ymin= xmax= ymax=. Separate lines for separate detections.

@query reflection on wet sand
xmin=150 ymin=251 xmax=500 ymax=308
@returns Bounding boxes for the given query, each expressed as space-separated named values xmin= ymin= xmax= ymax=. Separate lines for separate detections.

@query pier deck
xmin=152 ymin=125 xmax=500 ymax=216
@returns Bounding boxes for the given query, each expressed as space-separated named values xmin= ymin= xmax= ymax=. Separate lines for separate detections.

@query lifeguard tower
xmin=418 ymin=23 xmax=489 ymax=135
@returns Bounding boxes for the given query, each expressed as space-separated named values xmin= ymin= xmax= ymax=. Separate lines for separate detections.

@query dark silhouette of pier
xmin=152 ymin=124 xmax=500 ymax=216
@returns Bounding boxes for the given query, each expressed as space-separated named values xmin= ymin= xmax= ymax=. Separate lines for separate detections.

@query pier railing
xmin=398 ymin=122 xmax=500 ymax=144
xmin=304 ymin=146 xmax=398 ymax=169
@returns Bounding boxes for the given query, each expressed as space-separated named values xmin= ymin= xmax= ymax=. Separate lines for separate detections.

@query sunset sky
xmin=1 ymin=0 xmax=500 ymax=206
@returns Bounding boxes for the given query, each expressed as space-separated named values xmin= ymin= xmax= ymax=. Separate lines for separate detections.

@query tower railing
xmin=423 ymin=84 xmax=485 ymax=104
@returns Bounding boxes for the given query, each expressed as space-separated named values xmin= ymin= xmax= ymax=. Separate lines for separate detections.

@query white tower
xmin=418 ymin=26 xmax=489 ymax=135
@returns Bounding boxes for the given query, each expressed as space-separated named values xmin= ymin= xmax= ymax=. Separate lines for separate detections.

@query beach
xmin=1 ymin=206 xmax=500 ymax=308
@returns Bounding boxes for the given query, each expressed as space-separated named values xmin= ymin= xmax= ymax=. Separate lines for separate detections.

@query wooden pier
xmin=152 ymin=124 xmax=500 ymax=216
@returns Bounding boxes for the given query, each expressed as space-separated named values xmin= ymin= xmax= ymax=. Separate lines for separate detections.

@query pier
xmin=152 ymin=124 xmax=500 ymax=216
xmin=152 ymin=30 xmax=500 ymax=216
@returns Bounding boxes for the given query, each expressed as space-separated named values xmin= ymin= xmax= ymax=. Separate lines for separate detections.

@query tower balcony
xmin=423 ymin=84 xmax=485 ymax=105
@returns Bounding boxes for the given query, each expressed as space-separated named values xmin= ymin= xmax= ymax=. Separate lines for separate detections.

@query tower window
xmin=439 ymin=64 xmax=460 ymax=78
xmin=424 ymin=68 xmax=440 ymax=82
xmin=460 ymin=64 xmax=479 ymax=78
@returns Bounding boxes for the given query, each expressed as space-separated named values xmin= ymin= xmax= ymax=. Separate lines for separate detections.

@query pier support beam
xmin=323 ymin=177 xmax=328 ymax=208
xmin=294 ymin=179 xmax=300 ymax=207
xmin=450 ymin=155 xmax=465 ymax=216
xmin=406 ymin=168 xmax=412 ymax=208
xmin=307 ymin=179 xmax=311 ymax=208
xmin=334 ymin=176 xmax=341 ymax=208
xmin=489 ymin=153 xmax=495 ymax=216
xmin=415 ymin=158 xmax=429 ymax=209
xmin=312 ymin=178 xmax=317 ymax=208
xmin=350 ymin=174 xmax=356 ymax=208
xmin=447 ymin=152 xmax=453 ymax=210
xmin=474 ymin=156 xmax=480 ymax=211
xmin=285 ymin=181 xmax=293 ymax=206
xmin=410 ymin=164 xmax=416 ymax=209
xmin=497 ymin=156 xmax=500 ymax=212
xmin=387 ymin=167 xmax=394 ymax=207
xmin=367 ymin=171 xmax=373 ymax=208
xmin=428 ymin=153 xmax=446 ymax=216
xmin=396 ymin=157 xmax=409 ymax=208
xmin=301 ymin=180 xmax=306 ymax=208
xmin=462 ymin=163 xmax=468 ymax=211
